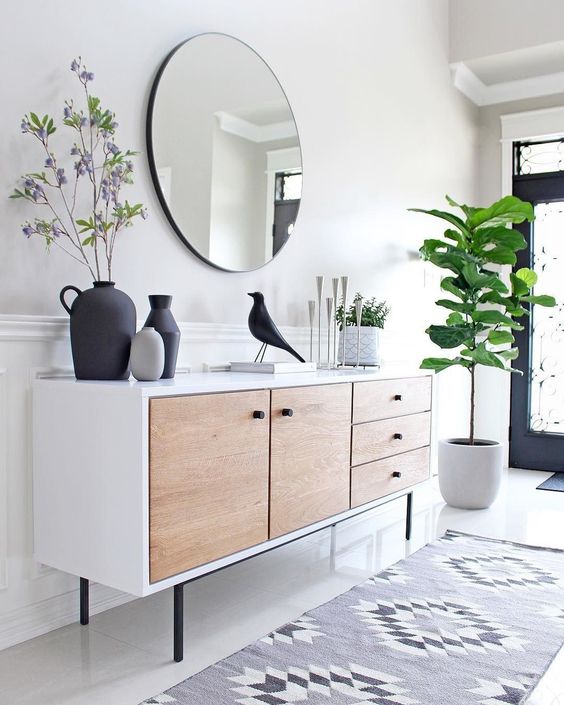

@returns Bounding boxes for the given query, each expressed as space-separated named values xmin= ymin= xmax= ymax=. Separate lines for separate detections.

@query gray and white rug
xmin=141 ymin=531 xmax=564 ymax=704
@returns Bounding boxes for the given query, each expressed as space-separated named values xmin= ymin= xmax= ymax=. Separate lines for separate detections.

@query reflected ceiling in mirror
xmin=147 ymin=33 xmax=302 ymax=272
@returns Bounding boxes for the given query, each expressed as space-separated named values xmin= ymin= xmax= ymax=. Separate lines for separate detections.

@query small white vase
xmin=337 ymin=327 xmax=380 ymax=366
xmin=438 ymin=438 xmax=503 ymax=509
xmin=130 ymin=327 xmax=165 ymax=381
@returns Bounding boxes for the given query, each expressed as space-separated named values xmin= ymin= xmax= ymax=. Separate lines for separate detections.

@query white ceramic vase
xmin=438 ymin=438 xmax=503 ymax=509
xmin=337 ymin=327 xmax=380 ymax=366
xmin=130 ymin=327 xmax=165 ymax=381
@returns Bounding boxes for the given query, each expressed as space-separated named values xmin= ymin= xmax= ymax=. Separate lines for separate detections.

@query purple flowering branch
xmin=11 ymin=58 xmax=147 ymax=282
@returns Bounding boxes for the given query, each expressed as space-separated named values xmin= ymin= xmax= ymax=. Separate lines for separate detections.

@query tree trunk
xmin=469 ymin=364 xmax=475 ymax=445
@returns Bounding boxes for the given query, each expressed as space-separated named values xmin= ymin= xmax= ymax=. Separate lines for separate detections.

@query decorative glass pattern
xmin=529 ymin=201 xmax=564 ymax=434
xmin=515 ymin=139 xmax=564 ymax=176
xmin=275 ymin=171 xmax=302 ymax=201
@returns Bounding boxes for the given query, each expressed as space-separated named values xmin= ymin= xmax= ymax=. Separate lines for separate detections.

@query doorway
xmin=510 ymin=138 xmax=564 ymax=470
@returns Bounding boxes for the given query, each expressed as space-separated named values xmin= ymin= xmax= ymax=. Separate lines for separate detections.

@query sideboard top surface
xmin=33 ymin=367 xmax=432 ymax=397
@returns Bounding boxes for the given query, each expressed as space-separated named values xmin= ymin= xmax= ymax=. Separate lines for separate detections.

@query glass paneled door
xmin=510 ymin=139 xmax=564 ymax=470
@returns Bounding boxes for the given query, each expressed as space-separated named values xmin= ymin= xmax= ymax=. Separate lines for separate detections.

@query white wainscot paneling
xmin=0 ymin=314 xmax=430 ymax=650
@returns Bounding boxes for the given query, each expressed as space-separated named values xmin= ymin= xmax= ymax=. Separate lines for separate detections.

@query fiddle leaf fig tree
xmin=410 ymin=195 xmax=556 ymax=445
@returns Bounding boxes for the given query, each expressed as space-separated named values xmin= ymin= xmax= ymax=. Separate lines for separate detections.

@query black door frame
xmin=510 ymin=171 xmax=564 ymax=471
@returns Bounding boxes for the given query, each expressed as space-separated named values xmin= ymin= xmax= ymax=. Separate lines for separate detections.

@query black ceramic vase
xmin=60 ymin=281 xmax=136 ymax=380
xmin=144 ymin=295 xmax=180 ymax=379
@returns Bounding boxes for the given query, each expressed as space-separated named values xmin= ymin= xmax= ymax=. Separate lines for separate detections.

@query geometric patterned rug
xmin=140 ymin=531 xmax=564 ymax=705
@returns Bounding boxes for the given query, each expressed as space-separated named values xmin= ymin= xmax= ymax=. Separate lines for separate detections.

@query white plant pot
xmin=438 ymin=438 xmax=503 ymax=509
xmin=337 ymin=327 xmax=380 ymax=366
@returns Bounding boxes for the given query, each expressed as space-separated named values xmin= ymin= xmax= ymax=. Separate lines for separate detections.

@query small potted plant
xmin=410 ymin=195 xmax=555 ymax=508
xmin=11 ymin=58 xmax=147 ymax=380
xmin=336 ymin=294 xmax=390 ymax=366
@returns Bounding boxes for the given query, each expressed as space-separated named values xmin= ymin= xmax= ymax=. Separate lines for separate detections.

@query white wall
xmin=450 ymin=0 xmax=564 ymax=62
xmin=0 ymin=0 xmax=480 ymax=649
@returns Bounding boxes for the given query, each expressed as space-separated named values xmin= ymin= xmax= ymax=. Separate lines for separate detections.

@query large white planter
xmin=438 ymin=438 xmax=503 ymax=509
xmin=337 ymin=326 xmax=380 ymax=366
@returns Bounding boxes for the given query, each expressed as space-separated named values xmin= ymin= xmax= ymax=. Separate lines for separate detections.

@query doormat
xmin=537 ymin=472 xmax=564 ymax=493
xmin=141 ymin=531 xmax=564 ymax=705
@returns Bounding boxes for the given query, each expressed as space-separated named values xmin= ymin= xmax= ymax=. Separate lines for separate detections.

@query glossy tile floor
xmin=1 ymin=468 xmax=563 ymax=705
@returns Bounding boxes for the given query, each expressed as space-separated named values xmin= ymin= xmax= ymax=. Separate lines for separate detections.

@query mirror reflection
xmin=148 ymin=33 xmax=302 ymax=271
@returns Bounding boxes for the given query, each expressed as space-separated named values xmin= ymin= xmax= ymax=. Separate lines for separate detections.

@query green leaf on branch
xmin=441 ymin=276 xmax=467 ymax=300
xmin=420 ymin=356 xmax=471 ymax=372
xmin=446 ymin=312 xmax=465 ymax=325
xmin=479 ymin=290 xmax=508 ymax=306
xmin=409 ymin=207 xmax=470 ymax=235
xmin=461 ymin=342 xmax=506 ymax=369
xmin=515 ymin=267 xmax=537 ymax=288
xmin=436 ymin=299 xmax=473 ymax=314
xmin=473 ymin=226 xmax=527 ymax=252
xmin=462 ymin=263 xmax=500 ymax=290
xmin=471 ymin=310 xmax=521 ymax=328
xmin=426 ymin=324 xmax=473 ymax=349
xmin=498 ymin=348 xmax=519 ymax=361
xmin=510 ymin=272 xmax=529 ymax=296
xmin=484 ymin=247 xmax=517 ymax=266
xmin=445 ymin=195 xmax=479 ymax=219
xmin=468 ymin=196 xmax=534 ymax=229
xmin=487 ymin=330 xmax=514 ymax=345
xmin=521 ymin=294 xmax=557 ymax=307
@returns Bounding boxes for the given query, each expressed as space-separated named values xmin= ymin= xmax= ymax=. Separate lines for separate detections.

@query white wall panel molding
xmin=0 ymin=583 xmax=131 ymax=652
xmin=0 ymin=368 xmax=7 ymax=591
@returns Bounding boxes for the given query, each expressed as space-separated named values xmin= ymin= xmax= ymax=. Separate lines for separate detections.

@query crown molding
xmin=451 ymin=61 xmax=564 ymax=107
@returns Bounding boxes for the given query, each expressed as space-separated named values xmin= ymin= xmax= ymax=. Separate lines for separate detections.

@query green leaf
xmin=499 ymin=348 xmax=519 ymax=361
xmin=488 ymin=330 xmax=514 ymax=345
xmin=473 ymin=226 xmax=527 ymax=251
xmin=479 ymin=290 xmax=508 ymax=306
xmin=420 ymin=357 xmax=470 ymax=372
xmin=441 ymin=276 xmax=467 ymax=300
xmin=462 ymin=263 xmax=500 ymax=290
xmin=436 ymin=299 xmax=473 ymax=314
xmin=409 ymin=207 xmax=470 ymax=235
xmin=468 ymin=196 xmax=534 ymax=229
xmin=426 ymin=324 xmax=473 ymax=349
xmin=484 ymin=247 xmax=517 ymax=266
xmin=445 ymin=195 xmax=479 ymax=219
xmin=446 ymin=312 xmax=465 ymax=325
xmin=462 ymin=342 xmax=506 ymax=369
xmin=515 ymin=267 xmax=538 ymax=288
xmin=471 ymin=310 xmax=519 ymax=327
xmin=29 ymin=112 xmax=42 ymax=128
xmin=521 ymin=294 xmax=557 ymax=307
xmin=510 ymin=272 xmax=529 ymax=296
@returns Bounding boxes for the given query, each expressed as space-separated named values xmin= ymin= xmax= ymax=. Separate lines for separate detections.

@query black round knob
xmin=282 ymin=408 xmax=294 ymax=417
xmin=393 ymin=433 xmax=403 ymax=440
xmin=392 ymin=471 xmax=402 ymax=478
xmin=253 ymin=410 xmax=265 ymax=420
xmin=394 ymin=394 xmax=403 ymax=401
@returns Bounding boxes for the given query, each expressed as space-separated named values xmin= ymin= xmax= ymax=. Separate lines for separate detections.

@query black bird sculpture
xmin=247 ymin=292 xmax=305 ymax=363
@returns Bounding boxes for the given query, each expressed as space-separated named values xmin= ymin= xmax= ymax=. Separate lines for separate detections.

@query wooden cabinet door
xmin=149 ymin=391 xmax=270 ymax=582
xmin=270 ymin=384 xmax=352 ymax=538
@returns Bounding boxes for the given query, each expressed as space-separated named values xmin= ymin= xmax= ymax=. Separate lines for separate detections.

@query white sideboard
xmin=32 ymin=368 xmax=433 ymax=660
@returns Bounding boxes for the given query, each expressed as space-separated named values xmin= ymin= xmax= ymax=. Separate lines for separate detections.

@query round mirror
xmin=147 ymin=33 xmax=302 ymax=272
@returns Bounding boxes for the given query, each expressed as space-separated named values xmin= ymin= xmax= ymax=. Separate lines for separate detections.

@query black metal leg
xmin=405 ymin=492 xmax=413 ymax=541
xmin=80 ymin=577 xmax=89 ymax=625
xmin=174 ymin=583 xmax=184 ymax=662
xmin=259 ymin=344 xmax=268 ymax=363
xmin=254 ymin=343 xmax=266 ymax=363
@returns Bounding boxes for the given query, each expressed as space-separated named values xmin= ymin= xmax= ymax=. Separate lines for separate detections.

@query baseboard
xmin=0 ymin=582 xmax=133 ymax=651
